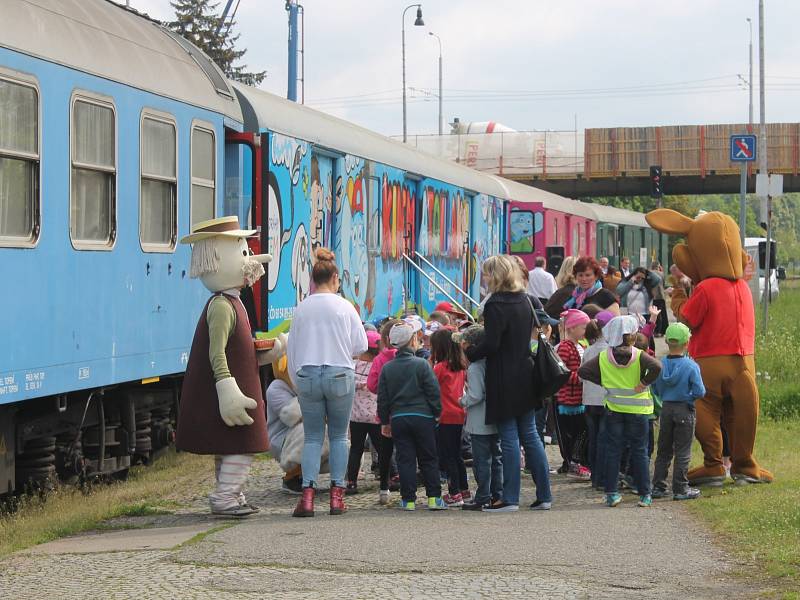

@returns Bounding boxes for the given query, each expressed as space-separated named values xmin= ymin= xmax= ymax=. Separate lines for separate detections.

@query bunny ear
xmin=646 ymin=209 xmax=694 ymax=235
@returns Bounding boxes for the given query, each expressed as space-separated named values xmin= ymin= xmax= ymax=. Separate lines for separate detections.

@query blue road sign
xmin=730 ymin=134 xmax=757 ymax=162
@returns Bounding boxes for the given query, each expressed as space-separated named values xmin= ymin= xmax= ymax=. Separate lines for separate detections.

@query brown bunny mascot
xmin=645 ymin=209 xmax=773 ymax=486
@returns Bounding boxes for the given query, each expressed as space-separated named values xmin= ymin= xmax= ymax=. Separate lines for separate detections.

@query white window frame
xmin=139 ymin=109 xmax=178 ymax=253
xmin=190 ymin=121 xmax=216 ymax=228
xmin=0 ymin=69 xmax=41 ymax=248
xmin=69 ymin=91 xmax=117 ymax=251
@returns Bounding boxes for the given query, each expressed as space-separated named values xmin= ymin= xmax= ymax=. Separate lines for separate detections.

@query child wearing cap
xmin=403 ymin=314 xmax=431 ymax=360
xmin=555 ymin=309 xmax=591 ymax=479
xmin=651 ymin=323 xmax=706 ymax=501
xmin=377 ymin=322 xmax=447 ymax=511
xmin=346 ymin=329 xmax=397 ymax=504
xmin=581 ymin=318 xmax=610 ymax=491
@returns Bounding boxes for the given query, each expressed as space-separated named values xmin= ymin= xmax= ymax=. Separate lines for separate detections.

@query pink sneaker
xmin=571 ymin=465 xmax=591 ymax=480
xmin=442 ymin=493 xmax=464 ymax=507
xmin=461 ymin=489 xmax=472 ymax=501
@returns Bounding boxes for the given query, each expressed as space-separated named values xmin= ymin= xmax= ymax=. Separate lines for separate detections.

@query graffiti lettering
xmin=271 ymin=134 xmax=308 ymax=186
xmin=344 ymin=154 xmax=363 ymax=175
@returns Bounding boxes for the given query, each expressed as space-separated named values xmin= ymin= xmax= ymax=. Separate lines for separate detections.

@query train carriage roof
xmin=586 ymin=203 xmax=650 ymax=228
xmin=233 ymin=82 xmax=599 ymax=219
xmin=2 ymin=0 xmax=242 ymax=122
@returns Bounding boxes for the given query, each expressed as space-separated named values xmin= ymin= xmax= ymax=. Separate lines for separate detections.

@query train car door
xmin=470 ymin=194 xmax=503 ymax=302
xmin=309 ymin=151 xmax=335 ymax=252
xmin=507 ymin=200 xmax=543 ymax=269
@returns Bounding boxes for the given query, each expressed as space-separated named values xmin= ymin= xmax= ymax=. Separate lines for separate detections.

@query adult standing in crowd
xmin=562 ymin=256 xmax=620 ymax=314
xmin=464 ymin=255 xmax=553 ymax=512
xmin=604 ymin=265 xmax=622 ymax=295
xmin=620 ymin=257 xmax=632 ymax=278
xmin=287 ymin=247 xmax=368 ymax=517
xmin=527 ymin=256 xmax=558 ymax=305
xmin=616 ymin=266 xmax=662 ymax=322
xmin=544 ymin=256 xmax=577 ymax=319
xmin=599 ymin=256 xmax=609 ymax=275
xmin=649 ymin=261 xmax=669 ymax=336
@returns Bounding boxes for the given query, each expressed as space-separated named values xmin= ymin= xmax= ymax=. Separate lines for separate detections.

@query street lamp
xmin=429 ymin=31 xmax=443 ymax=135
xmin=402 ymin=4 xmax=424 ymax=143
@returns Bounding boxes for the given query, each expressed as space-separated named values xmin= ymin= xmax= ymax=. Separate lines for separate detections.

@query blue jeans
xmin=295 ymin=365 xmax=355 ymax=488
xmin=470 ymin=433 xmax=503 ymax=505
xmin=497 ymin=410 xmax=552 ymax=505
xmin=604 ymin=411 xmax=651 ymax=496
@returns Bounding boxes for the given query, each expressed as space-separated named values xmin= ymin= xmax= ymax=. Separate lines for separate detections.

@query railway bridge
xmin=404 ymin=122 xmax=800 ymax=197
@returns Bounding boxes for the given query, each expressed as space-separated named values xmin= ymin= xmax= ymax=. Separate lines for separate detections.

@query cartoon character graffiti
xmin=266 ymin=172 xmax=293 ymax=292
xmin=339 ymin=178 xmax=370 ymax=315
xmin=309 ymin=155 xmax=332 ymax=251
xmin=509 ymin=210 xmax=535 ymax=253
xmin=291 ymin=223 xmax=311 ymax=304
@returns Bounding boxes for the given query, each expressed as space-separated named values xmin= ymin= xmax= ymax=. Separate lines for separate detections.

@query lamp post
xmin=402 ymin=4 xmax=424 ymax=143
xmin=429 ymin=31 xmax=443 ymax=135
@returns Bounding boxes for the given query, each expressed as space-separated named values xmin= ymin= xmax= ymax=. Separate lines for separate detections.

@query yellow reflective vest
xmin=599 ymin=348 xmax=654 ymax=415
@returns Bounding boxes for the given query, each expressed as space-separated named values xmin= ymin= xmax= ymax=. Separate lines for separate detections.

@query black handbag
xmin=527 ymin=297 xmax=571 ymax=401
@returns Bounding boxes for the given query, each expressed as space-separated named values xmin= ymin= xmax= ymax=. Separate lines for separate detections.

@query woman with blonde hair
xmin=544 ymin=256 xmax=577 ymax=319
xmin=464 ymin=255 xmax=553 ymax=512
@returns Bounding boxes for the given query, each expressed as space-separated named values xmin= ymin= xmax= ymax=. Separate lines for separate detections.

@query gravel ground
xmin=0 ymin=444 xmax=757 ymax=599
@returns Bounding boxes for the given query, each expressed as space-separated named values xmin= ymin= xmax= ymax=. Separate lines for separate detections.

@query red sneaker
xmin=442 ymin=493 xmax=464 ymax=507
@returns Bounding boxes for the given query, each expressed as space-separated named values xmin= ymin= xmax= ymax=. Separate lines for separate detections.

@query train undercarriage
xmin=0 ymin=380 xmax=180 ymax=497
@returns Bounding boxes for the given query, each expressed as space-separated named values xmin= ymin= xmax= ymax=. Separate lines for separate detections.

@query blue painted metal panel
xmin=469 ymin=194 xmax=504 ymax=302
xmin=0 ymin=48 xmax=232 ymax=404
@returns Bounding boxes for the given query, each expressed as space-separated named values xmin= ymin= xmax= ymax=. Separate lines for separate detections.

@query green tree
xmin=170 ymin=0 xmax=266 ymax=86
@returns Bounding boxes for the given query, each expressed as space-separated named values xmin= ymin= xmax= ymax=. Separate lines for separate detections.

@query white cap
xmin=389 ymin=323 xmax=415 ymax=348
xmin=402 ymin=315 xmax=424 ymax=334
xmin=424 ymin=321 xmax=442 ymax=336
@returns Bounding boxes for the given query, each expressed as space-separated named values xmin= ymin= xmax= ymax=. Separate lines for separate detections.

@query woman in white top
xmin=288 ymin=247 xmax=368 ymax=517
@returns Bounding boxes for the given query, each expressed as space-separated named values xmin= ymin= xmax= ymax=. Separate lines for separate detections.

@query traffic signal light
xmin=649 ymin=165 xmax=663 ymax=198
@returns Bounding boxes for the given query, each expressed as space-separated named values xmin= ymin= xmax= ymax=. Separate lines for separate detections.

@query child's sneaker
xmin=606 ymin=493 xmax=622 ymax=507
xmin=388 ymin=475 xmax=401 ymax=492
xmin=638 ymin=494 xmax=652 ymax=507
xmin=443 ymin=493 xmax=464 ymax=507
xmin=650 ymin=488 xmax=668 ymax=499
xmin=461 ymin=489 xmax=472 ymax=501
xmin=568 ymin=465 xmax=591 ymax=480
xmin=482 ymin=501 xmax=519 ymax=513
xmin=379 ymin=490 xmax=391 ymax=505
xmin=673 ymin=488 xmax=701 ymax=501
xmin=398 ymin=499 xmax=416 ymax=511
xmin=345 ymin=481 xmax=358 ymax=496
xmin=529 ymin=500 xmax=552 ymax=511
xmin=427 ymin=497 xmax=448 ymax=511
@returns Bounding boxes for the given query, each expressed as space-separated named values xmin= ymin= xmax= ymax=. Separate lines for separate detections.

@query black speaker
xmin=758 ymin=240 xmax=776 ymax=270
xmin=546 ymin=246 xmax=565 ymax=277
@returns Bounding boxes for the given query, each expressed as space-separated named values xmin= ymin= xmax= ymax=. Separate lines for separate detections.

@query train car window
xmin=572 ymin=224 xmax=579 ymax=256
xmin=191 ymin=124 xmax=216 ymax=226
xmin=140 ymin=113 xmax=177 ymax=251
xmin=0 ymin=76 xmax=40 ymax=247
xmin=70 ymin=95 xmax=116 ymax=249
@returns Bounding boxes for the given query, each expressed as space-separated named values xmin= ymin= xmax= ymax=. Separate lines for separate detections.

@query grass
xmin=0 ymin=450 xmax=212 ymax=558
xmin=687 ymin=421 xmax=800 ymax=594
xmin=685 ymin=285 xmax=800 ymax=596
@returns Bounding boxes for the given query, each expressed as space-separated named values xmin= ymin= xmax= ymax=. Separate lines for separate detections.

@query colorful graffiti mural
xmin=470 ymin=194 xmax=504 ymax=300
xmin=509 ymin=209 xmax=543 ymax=254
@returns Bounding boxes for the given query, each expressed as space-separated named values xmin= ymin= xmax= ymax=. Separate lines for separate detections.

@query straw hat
xmin=179 ymin=216 xmax=256 ymax=244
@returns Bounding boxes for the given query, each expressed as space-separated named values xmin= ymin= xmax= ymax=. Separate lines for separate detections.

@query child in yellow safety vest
xmin=578 ymin=316 xmax=661 ymax=508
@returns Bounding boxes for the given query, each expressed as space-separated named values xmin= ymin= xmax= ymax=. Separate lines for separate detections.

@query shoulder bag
xmin=527 ymin=296 xmax=571 ymax=401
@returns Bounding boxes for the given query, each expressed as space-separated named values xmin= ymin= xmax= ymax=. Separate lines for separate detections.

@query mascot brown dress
xmin=646 ymin=209 xmax=773 ymax=485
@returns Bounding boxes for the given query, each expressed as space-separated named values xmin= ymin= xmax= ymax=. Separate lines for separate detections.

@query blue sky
xmin=132 ymin=1 xmax=800 ymax=136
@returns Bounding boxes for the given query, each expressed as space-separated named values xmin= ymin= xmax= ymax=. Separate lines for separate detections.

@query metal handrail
xmin=413 ymin=253 xmax=480 ymax=309
xmin=402 ymin=254 xmax=475 ymax=321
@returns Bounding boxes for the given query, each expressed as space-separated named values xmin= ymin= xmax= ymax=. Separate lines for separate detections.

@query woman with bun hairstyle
xmin=287 ymin=247 xmax=368 ymax=517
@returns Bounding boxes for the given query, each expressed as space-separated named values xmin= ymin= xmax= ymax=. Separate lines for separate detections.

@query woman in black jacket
xmin=466 ymin=255 xmax=553 ymax=512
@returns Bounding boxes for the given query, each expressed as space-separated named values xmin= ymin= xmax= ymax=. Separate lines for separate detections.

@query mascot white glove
xmin=215 ymin=377 xmax=257 ymax=426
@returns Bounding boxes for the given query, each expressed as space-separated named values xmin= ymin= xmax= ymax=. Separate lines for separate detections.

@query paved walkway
xmin=0 ymin=446 xmax=754 ymax=599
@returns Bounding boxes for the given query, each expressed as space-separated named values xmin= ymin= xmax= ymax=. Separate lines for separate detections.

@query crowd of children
xmin=273 ymin=289 xmax=707 ymax=513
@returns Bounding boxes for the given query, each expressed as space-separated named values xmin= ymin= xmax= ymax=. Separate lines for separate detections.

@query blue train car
xmin=0 ymin=0 xmax=242 ymax=492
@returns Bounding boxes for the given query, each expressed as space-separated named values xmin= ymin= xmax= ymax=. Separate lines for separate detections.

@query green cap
xmin=665 ymin=322 xmax=691 ymax=345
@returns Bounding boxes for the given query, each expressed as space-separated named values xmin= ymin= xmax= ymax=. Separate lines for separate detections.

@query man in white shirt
xmin=599 ymin=256 xmax=609 ymax=275
xmin=527 ymin=256 xmax=558 ymax=303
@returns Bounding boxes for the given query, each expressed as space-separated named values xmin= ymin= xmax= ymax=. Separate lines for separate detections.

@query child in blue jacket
xmin=651 ymin=323 xmax=706 ymax=500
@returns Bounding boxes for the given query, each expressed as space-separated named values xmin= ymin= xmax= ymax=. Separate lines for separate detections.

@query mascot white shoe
xmin=176 ymin=216 xmax=273 ymax=517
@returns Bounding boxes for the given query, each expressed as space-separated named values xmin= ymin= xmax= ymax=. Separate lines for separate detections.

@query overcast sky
xmin=131 ymin=0 xmax=800 ymax=136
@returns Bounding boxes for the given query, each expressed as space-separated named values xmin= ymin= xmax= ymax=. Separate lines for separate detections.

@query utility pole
xmin=739 ymin=17 xmax=754 ymax=246
xmin=429 ymin=32 xmax=443 ymax=135
xmin=286 ymin=1 xmax=303 ymax=103
xmin=758 ymin=0 xmax=772 ymax=331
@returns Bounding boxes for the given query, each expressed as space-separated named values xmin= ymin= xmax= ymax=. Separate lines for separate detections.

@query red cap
xmin=435 ymin=301 xmax=464 ymax=315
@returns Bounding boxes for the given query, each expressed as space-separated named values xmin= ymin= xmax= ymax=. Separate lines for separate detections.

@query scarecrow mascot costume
xmin=646 ymin=209 xmax=772 ymax=486
xmin=177 ymin=216 xmax=284 ymax=516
